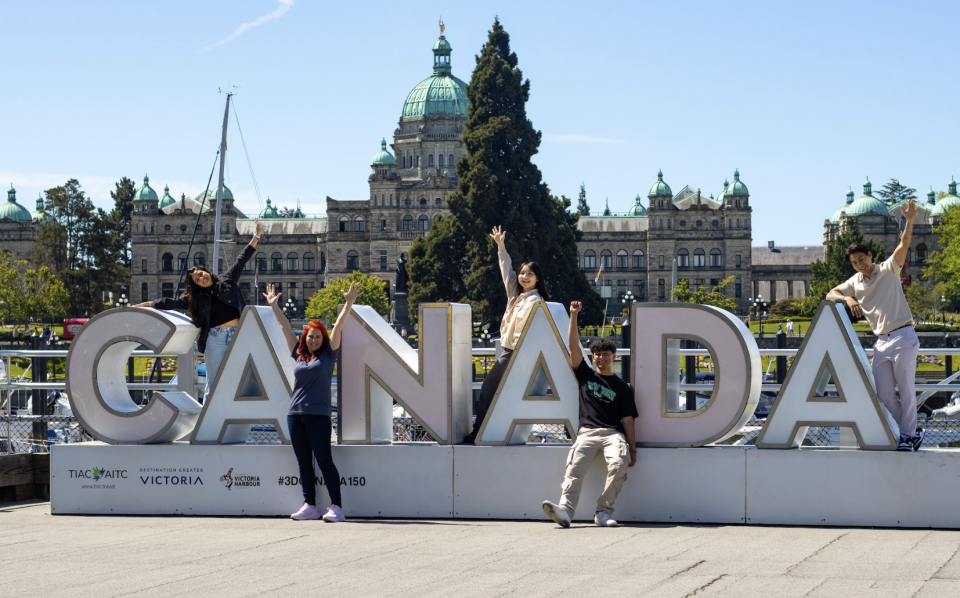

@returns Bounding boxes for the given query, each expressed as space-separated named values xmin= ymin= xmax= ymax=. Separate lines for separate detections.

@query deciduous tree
xmin=0 ymin=252 xmax=70 ymax=336
xmin=801 ymin=217 xmax=885 ymax=316
xmin=671 ymin=276 xmax=738 ymax=313
xmin=304 ymin=271 xmax=390 ymax=321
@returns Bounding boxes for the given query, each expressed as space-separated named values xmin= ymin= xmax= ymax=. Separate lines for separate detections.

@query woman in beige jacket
xmin=462 ymin=226 xmax=548 ymax=444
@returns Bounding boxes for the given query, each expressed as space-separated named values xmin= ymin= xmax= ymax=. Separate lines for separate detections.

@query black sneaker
xmin=897 ymin=435 xmax=912 ymax=451
xmin=912 ymin=428 xmax=925 ymax=451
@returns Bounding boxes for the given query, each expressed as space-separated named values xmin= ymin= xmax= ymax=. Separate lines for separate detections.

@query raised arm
xmin=568 ymin=301 xmax=584 ymax=369
xmin=329 ymin=282 xmax=363 ymax=351
xmin=136 ymin=295 xmax=187 ymax=310
xmin=263 ymin=283 xmax=298 ymax=353
xmin=225 ymin=218 xmax=262 ymax=280
xmin=491 ymin=226 xmax=519 ymax=299
xmin=892 ymin=198 xmax=917 ymax=269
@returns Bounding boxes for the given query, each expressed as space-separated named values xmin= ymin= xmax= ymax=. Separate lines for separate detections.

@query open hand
xmin=262 ymin=283 xmax=281 ymax=307
xmin=254 ymin=217 xmax=262 ymax=237
xmin=342 ymin=281 xmax=363 ymax=303
xmin=903 ymin=198 xmax=918 ymax=221
xmin=490 ymin=225 xmax=506 ymax=248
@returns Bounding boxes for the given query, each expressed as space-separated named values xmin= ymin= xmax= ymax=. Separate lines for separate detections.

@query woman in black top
xmin=135 ymin=219 xmax=261 ymax=398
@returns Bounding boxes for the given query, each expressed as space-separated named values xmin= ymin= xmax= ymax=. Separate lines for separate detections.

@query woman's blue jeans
xmin=202 ymin=325 xmax=236 ymax=401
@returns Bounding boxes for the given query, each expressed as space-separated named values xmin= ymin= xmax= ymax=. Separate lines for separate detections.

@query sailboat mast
xmin=212 ymin=93 xmax=232 ymax=275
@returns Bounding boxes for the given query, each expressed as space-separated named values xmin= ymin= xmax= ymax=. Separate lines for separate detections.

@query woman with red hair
xmin=264 ymin=281 xmax=362 ymax=522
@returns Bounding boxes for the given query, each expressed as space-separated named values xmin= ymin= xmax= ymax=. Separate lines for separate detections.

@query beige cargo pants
xmin=558 ymin=427 xmax=630 ymax=517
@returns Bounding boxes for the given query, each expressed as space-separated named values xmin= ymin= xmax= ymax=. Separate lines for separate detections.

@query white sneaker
xmin=541 ymin=501 xmax=571 ymax=528
xmin=322 ymin=504 xmax=345 ymax=522
xmin=595 ymin=511 xmax=618 ymax=527
xmin=291 ymin=503 xmax=320 ymax=520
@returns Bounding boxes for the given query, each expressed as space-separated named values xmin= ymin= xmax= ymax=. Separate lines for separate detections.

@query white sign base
xmin=51 ymin=444 xmax=960 ymax=528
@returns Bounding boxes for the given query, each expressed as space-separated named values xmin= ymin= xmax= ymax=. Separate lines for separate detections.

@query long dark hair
xmin=183 ymin=266 xmax=220 ymax=326
xmin=518 ymin=261 xmax=550 ymax=301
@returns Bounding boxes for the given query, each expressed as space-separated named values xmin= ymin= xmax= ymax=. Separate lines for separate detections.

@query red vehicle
xmin=62 ymin=318 xmax=88 ymax=340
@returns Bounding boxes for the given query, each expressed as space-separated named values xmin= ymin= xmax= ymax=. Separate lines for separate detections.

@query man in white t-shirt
xmin=826 ymin=199 xmax=921 ymax=451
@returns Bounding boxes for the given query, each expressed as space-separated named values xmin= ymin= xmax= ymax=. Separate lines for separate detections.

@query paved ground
xmin=4 ymin=500 xmax=960 ymax=598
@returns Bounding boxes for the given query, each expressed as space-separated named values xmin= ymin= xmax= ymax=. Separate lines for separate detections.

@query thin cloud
xmin=202 ymin=0 xmax=294 ymax=51
xmin=545 ymin=134 xmax=631 ymax=145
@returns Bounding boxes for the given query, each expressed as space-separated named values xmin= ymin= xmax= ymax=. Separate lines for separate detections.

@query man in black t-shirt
xmin=542 ymin=301 xmax=638 ymax=528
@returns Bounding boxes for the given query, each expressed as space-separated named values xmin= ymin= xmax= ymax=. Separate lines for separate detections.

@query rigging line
xmin=231 ymin=99 xmax=264 ymax=213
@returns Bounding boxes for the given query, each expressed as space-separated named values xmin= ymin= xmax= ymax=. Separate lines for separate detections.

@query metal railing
xmin=4 ymin=346 xmax=960 ymax=453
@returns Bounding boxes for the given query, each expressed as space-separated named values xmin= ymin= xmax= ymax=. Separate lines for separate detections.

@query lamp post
xmin=117 ymin=293 xmax=128 ymax=308
xmin=753 ymin=294 xmax=768 ymax=340
xmin=283 ymin=297 xmax=296 ymax=319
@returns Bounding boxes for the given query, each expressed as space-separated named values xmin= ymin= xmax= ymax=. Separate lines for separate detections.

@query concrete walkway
xmin=3 ymin=500 xmax=960 ymax=598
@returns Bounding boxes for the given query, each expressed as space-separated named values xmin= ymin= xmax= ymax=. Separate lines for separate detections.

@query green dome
xmin=626 ymin=194 xmax=647 ymax=217
xmin=927 ymin=186 xmax=936 ymax=205
xmin=930 ymin=178 xmax=960 ymax=217
xmin=830 ymin=187 xmax=856 ymax=224
xmin=259 ymin=197 xmax=279 ymax=219
xmin=725 ymin=169 xmax=749 ymax=196
xmin=844 ymin=177 xmax=889 ymax=218
xmin=401 ymin=35 xmax=469 ymax=119
xmin=195 ymin=184 xmax=234 ymax=204
xmin=372 ymin=138 xmax=396 ymax=165
xmin=0 ymin=185 xmax=31 ymax=222
xmin=133 ymin=174 xmax=158 ymax=201
xmin=648 ymin=170 xmax=672 ymax=197
xmin=31 ymin=193 xmax=50 ymax=223
xmin=158 ymin=184 xmax=177 ymax=210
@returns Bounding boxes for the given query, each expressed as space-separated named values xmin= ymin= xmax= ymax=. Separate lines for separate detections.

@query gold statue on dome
xmin=439 ymin=18 xmax=445 ymax=34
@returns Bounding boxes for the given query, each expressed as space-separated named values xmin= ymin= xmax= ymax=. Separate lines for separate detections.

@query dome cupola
xmin=31 ymin=193 xmax=50 ymax=223
xmin=725 ymin=169 xmax=749 ymax=196
xmin=133 ymin=174 xmax=158 ymax=202
xmin=648 ymin=170 xmax=673 ymax=197
xmin=372 ymin=138 xmax=396 ymax=165
xmin=843 ymin=177 xmax=889 ymax=218
xmin=830 ymin=187 xmax=857 ymax=224
xmin=626 ymin=194 xmax=647 ymax=217
xmin=159 ymin=184 xmax=177 ymax=210
xmin=401 ymin=29 xmax=469 ymax=120
xmin=928 ymin=186 xmax=936 ymax=205
xmin=931 ymin=177 xmax=960 ymax=217
xmin=0 ymin=184 xmax=31 ymax=222
xmin=259 ymin=197 xmax=279 ymax=219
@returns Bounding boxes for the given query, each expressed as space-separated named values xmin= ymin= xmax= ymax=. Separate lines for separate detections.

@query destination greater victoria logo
xmin=68 ymin=466 xmax=128 ymax=489
xmin=138 ymin=467 xmax=204 ymax=486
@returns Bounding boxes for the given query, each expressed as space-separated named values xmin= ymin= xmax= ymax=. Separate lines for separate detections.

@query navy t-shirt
xmin=573 ymin=360 xmax=638 ymax=433
xmin=288 ymin=345 xmax=339 ymax=417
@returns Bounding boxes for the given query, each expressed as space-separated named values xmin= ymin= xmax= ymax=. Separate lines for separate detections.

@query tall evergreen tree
xmin=800 ymin=217 xmax=886 ymax=316
xmin=105 ymin=176 xmax=136 ymax=268
xmin=876 ymin=178 xmax=917 ymax=207
xmin=576 ymin=182 xmax=590 ymax=216
xmin=408 ymin=18 xmax=602 ymax=326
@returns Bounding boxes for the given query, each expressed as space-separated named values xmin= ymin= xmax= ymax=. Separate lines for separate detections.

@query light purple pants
xmin=872 ymin=326 xmax=920 ymax=438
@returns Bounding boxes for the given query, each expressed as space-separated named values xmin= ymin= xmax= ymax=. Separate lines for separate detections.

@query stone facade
xmin=0 ymin=186 xmax=43 ymax=265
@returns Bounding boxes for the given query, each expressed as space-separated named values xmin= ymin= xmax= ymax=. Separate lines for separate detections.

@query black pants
xmin=288 ymin=414 xmax=342 ymax=508
xmin=466 ymin=348 xmax=514 ymax=441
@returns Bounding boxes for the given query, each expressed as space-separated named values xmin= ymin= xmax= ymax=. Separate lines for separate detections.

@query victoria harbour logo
xmin=221 ymin=467 xmax=260 ymax=490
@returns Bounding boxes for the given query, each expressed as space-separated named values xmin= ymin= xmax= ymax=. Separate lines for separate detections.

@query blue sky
xmin=1 ymin=0 xmax=957 ymax=245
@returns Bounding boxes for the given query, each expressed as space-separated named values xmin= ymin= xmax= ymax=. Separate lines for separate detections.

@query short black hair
xmin=589 ymin=339 xmax=617 ymax=355
xmin=844 ymin=243 xmax=872 ymax=263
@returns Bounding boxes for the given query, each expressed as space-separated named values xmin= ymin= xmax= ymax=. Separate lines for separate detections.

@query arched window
xmin=709 ymin=248 xmax=722 ymax=267
xmin=271 ymin=252 xmax=283 ymax=271
xmin=736 ymin=218 xmax=741 ymax=228
xmin=677 ymin=249 xmax=689 ymax=268
xmin=194 ymin=252 xmax=205 ymax=268
xmin=287 ymin=252 xmax=299 ymax=272
xmin=418 ymin=215 xmax=430 ymax=230
xmin=402 ymin=215 xmax=414 ymax=230
xmin=419 ymin=197 xmax=427 ymax=206
xmin=438 ymin=154 xmax=444 ymax=168
xmin=355 ymin=217 xmax=365 ymax=232
xmin=616 ymin=249 xmax=629 ymax=269
xmin=633 ymin=250 xmax=645 ymax=269
xmin=180 ymin=224 xmax=187 ymax=233
xmin=164 ymin=224 xmax=171 ymax=233
xmin=917 ymin=243 xmax=928 ymax=262
xmin=583 ymin=250 xmax=596 ymax=269
xmin=428 ymin=154 xmax=434 ymax=167
xmin=303 ymin=252 xmax=315 ymax=271
xmin=448 ymin=154 xmax=454 ymax=167
xmin=435 ymin=198 xmax=442 ymax=206
xmin=693 ymin=249 xmax=705 ymax=268
xmin=339 ymin=216 xmax=349 ymax=232
xmin=196 ymin=224 xmax=202 ymax=232
xmin=346 ymin=250 xmax=359 ymax=271
xmin=255 ymin=252 xmax=267 ymax=272
xmin=600 ymin=250 xmax=613 ymax=269
xmin=402 ymin=156 xmax=406 ymax=168
xmin=162 ymin=253 xmax=173 ymax=272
